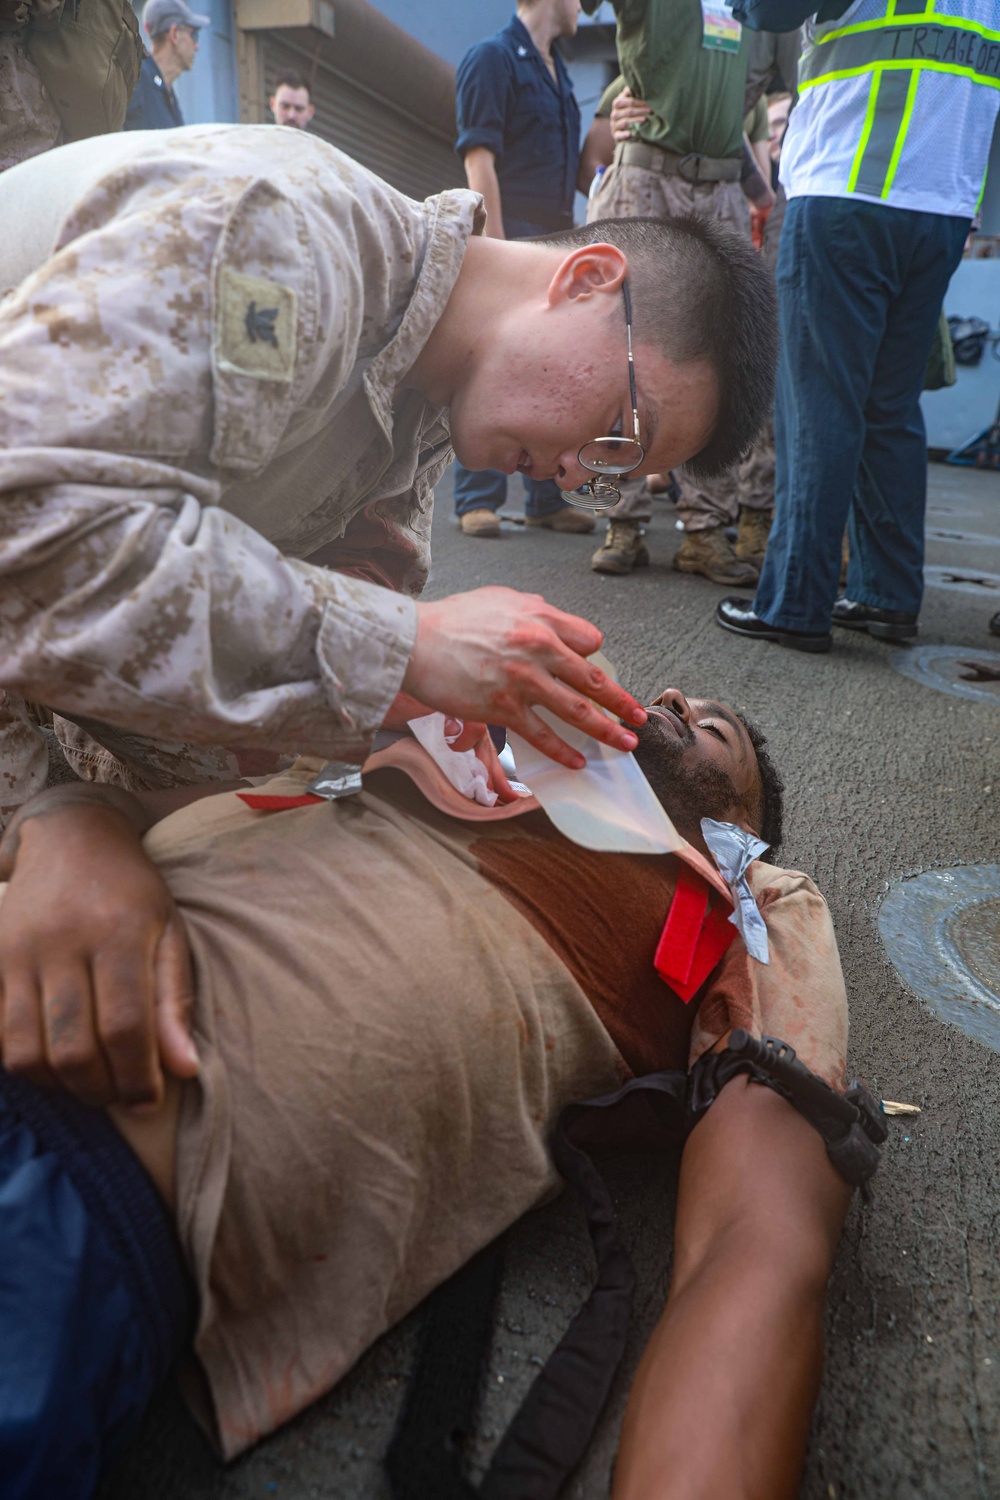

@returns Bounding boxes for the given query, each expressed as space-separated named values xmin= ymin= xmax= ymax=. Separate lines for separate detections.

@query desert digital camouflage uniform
xmin=0 ymin=0 xmax=63 ymax=174
xmin=737 ymin=185 xmax=787 ymax=514
xmin=587 ymin=21 xmax=798 ymax=535
xmin=737 ymin=27 xmax=800 ymax=519
xmin=0 ymin=126 xmax=485 ymax=825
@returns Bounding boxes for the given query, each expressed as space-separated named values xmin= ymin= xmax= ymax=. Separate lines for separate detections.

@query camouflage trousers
xmin=0 ymin=35 xmax=60 ymax=175
xmin=0 ymin=689 xmax=241 ymax=829
xmin=588 ymin=162 xmax=774 ymax=531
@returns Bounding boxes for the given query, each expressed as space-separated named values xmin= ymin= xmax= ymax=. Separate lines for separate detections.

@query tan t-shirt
xmin=136 ymin=756 xmax=848 ymax=1459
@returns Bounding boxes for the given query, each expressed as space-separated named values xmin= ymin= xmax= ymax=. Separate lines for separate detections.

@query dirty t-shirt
xmin=140 ymin=757 xmax=849 ymax=1459
xmin=0 ymin=125 xmax=484 ymax=821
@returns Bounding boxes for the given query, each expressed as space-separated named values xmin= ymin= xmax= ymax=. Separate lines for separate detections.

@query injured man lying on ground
xmin=0 ymin=687 xmax=885 ymax=1500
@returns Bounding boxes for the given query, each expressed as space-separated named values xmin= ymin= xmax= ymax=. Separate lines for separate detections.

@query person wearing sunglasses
xmin=124 ymin=0 xmax=207 ymax=133
xmin=0 ymin=126 xmax=773 ymax=830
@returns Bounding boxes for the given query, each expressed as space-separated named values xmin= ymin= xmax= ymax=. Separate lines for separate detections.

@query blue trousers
xmin=453 ymin=462 xmax=566 ymax=518
xmin=0 ymin=1069 xmax=193 ymax=1499
xmin=753 ymin=197 xmax=969 ymax=633
xmin=453 ymin=214 xmax=568 ymax=520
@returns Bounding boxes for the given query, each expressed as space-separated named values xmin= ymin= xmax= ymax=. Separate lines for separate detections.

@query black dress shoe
xmin=832 ymin=598 xmax=918 ymax=642
xmin=715 ymin=597 xmax=832 ymax=653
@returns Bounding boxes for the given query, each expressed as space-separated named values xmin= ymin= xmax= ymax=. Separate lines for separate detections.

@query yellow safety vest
xmin=784 ymin=0 xmax=999 ymax=210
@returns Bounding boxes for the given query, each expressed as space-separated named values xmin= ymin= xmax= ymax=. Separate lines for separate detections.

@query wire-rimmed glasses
xmin=560 ymin=279 xmax=645 ymax=512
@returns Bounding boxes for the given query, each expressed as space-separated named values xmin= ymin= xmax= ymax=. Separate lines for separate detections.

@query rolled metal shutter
xmin=258 ymin=33 xmax=461 ymax=199
xmin=235 ymin=0 xmax=463 ymax=202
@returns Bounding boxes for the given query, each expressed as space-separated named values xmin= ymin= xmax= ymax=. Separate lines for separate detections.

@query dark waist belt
xmin=614 ymin=139 xmax=742 ymax=184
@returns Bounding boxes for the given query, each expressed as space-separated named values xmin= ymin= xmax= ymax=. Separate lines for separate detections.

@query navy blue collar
xmin=507 ymin=12 xmax=569 ymax=97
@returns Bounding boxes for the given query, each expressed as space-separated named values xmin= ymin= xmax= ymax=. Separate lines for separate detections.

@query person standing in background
xmin=452 ymin=0 xmax=598 ymax=540
xmin=125 ymin=0 xmax=208 ymax=132
xmin=269 ymin=69 xmax=315 ymax=130
xmin=583 ymin=0 xmax=776 ymax=584
xmin=716 ymin=0 xmax=1000 ymax=653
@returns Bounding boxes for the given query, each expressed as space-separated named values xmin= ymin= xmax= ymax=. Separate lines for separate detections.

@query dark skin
xmin=0 ymin=784 xmax=201 ymax=1110
xmin=613 ymin=1079 xmax=850 ymax=1499
xmin=0 ymin=692 xmax=851 ymax=1497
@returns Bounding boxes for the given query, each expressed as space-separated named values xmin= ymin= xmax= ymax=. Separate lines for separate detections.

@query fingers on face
xmin=516 ymin=707 xmax=587 ymax=769
xmin=549 ymin=655 xmax=645 ymax=737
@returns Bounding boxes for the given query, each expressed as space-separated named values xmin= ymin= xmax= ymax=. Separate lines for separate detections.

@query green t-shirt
xmin=596 ymin=75 xmax=625 ymax=119
xmin=745 ymin=94 xmax=769 ymax=144
xmin=584 ymin=0 xmax=749 ymax=161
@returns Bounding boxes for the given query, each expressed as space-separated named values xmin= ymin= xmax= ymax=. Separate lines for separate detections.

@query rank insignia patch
xmin=217 ymin=267 xmax=297 ymax=381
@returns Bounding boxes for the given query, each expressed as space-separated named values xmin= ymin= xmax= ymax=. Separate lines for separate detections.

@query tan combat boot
xmin=525 ymin=505 xmax=595 ymax=534
xmin=459 ymin=508 xmax=501 ymax=538
xmin=590 ymin=521 xmax=650 ymax=575
xmin=734 ymin=507 xmax=773 ymax=571
xmin=673 ymin=526 xmax=759 ymax=586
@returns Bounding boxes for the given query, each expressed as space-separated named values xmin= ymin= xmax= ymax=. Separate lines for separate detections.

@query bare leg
xmin=613 ymin=1076 xmax=852 ymax=1500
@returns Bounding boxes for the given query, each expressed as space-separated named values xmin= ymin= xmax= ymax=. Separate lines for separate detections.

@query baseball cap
xmin=142 ymin=0 xmax=210 ymax=34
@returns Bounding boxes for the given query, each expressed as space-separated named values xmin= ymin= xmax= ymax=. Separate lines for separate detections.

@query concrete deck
xmin=100 ymin=461 xmax=1000 ymax=1500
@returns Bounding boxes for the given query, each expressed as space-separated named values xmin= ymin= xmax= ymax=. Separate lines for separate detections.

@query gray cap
xmin=142 ymin=0 xmax=210 ymax=34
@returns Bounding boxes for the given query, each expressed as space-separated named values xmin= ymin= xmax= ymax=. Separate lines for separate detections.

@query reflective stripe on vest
xmin=799 ymin=4 xmax=1000 ymax=199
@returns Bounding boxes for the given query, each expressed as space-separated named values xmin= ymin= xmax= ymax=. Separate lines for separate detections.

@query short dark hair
xmin=534 ymin=215 xmax=777 ymax=478
xmin=272 ymin=69 xmax=308 ymax=94
xmin=733 ymin=710 xmax=785 ymax=858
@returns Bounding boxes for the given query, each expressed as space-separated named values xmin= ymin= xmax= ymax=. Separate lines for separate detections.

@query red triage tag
xmin=236 ymin=792 xmax=325 ymax=810
xmin=655 ymin=864 xmax=737 ymax=1003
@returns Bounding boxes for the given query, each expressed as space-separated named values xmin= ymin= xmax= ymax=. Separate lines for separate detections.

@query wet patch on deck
xmin=891 ymin=644 xmax=1000 ymax=704
xmin=924 ymin=565 xmax=1000 ymax=597
xmin=880 ymin=865 xmax=1000 ymax=1052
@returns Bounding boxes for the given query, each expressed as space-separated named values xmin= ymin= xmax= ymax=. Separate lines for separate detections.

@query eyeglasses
xmin=180 ymin=24 xmax=200 ymax=38
xmin=561 ymin=278 xmax=645 ymax=513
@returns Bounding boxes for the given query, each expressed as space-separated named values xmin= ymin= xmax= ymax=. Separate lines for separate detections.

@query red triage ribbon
xmin=655 ymin=864 xmax=737 ymax=1003
xmin=236 ymin=792 xmax=325 ymax=811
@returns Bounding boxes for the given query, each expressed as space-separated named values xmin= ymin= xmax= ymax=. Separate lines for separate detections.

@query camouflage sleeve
xmin=0 ymin=458 xmax=417 ymax=764
xmin=0 ymin=150 xmax=419 ymax=765
xmin=0 ymin=690 xmax=49 ymax=828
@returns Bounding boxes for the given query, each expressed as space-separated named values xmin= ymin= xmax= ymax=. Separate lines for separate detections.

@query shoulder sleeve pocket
xmin=210 ymin=179 xmax=318 ymax=473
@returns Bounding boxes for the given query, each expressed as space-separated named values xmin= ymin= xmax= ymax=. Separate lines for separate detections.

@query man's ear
xmin=546 ymin=243 xmax=627 ymax=308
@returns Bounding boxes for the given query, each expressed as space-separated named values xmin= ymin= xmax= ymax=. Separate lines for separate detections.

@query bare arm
xmin=613 ymin=1077 xmax=851 ymax=1500
xmin=463 ymin=146 xmax=505 ymax=240
xmin=579 ymin=116 xmax=614 ymax=195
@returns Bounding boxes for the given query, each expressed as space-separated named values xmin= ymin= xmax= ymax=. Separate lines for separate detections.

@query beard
xmin=630 ymin=716 xmax=740 ymax=840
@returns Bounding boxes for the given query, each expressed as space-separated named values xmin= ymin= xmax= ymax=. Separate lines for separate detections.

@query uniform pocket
xmin=209 ymin=179 xmax=318 ymax=474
